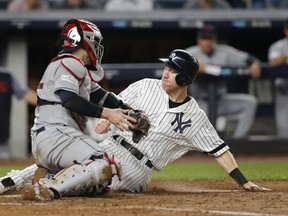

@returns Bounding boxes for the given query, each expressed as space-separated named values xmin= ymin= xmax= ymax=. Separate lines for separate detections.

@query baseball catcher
xmin=19 ymin=18 xmax=140 ymax=200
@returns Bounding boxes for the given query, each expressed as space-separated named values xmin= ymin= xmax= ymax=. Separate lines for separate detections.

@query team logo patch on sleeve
xmin=61 ymin=75 xmax=78 ymax=85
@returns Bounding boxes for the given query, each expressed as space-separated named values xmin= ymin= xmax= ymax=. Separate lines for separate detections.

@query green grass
xmin=0 ymin=162 xmax=287 ymax=180
xmin=152 ymin=162 xmax=288 ymax=181
xmin=0 ymin=166 xmax=25 ymax=178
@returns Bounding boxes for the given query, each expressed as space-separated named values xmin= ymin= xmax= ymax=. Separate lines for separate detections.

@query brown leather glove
xmin=128 ymin=110 xmax=151 ymax=143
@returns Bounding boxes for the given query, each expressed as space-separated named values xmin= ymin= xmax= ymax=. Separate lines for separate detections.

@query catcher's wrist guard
xmin=128 ymin=110 xmax=151 ymax=143
xmin=229 ymin=168 xmax=248 ymax=186
xmin=101 ymin=92 xmax=133 ymax=110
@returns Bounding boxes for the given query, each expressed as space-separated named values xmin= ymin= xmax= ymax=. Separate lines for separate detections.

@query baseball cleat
xmin=0 ymin=177 xmax=16 ymax=194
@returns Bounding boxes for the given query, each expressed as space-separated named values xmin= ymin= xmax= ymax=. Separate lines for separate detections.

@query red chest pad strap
xmin=52 ymin=54 xmax=86 ymax=81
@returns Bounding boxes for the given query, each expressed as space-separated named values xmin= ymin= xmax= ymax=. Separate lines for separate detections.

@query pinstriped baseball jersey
xmin=99 ymin=78 xmax=228 ymax=192
xmin=118 ymin=78 xmax=227 ymax=170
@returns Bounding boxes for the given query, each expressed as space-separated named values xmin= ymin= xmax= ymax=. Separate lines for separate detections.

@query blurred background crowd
xmin=1 ymin=0 xmax=288 ymax=11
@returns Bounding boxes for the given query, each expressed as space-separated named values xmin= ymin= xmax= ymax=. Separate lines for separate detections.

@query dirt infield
xmin=0 ymin=156 xmax=287 ymax=216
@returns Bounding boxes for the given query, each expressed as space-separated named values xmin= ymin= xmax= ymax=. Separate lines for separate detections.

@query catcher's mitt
xmin=128 ymin=110 xmax=151 ymax=143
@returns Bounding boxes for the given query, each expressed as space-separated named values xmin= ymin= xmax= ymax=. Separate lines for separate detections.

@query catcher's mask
xmin=59 ymin=18 xmax=104 ymax=81
xmin=159 ymin=49 xmax=199 ymax=86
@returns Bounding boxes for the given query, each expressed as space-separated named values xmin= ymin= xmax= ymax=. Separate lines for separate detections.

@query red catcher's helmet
xmin=61 ymin=18 xmax=104 ymax=71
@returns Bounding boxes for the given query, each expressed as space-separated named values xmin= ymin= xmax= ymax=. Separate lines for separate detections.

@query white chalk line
xmin=1 ymin=189 xmax=241 ymax=198
xmin=118 ymin=205 xmax=288 ymax=216
xmin=167 ymin=189 xmax=244 ymax=193
xmin=1 ymin=195 xmax=21 ymax=198
xmin=1 ymin=194 xmax=287 ymax=216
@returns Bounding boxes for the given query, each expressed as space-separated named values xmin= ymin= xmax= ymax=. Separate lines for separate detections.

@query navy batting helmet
xmin=159 ymin=49 xmax=199 ymax=86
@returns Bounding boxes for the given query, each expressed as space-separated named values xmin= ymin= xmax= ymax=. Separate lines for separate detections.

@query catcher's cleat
xmin=22 ymin=183 xmax=55 ymax=201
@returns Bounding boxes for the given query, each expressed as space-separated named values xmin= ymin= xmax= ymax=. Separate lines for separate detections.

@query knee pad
xmin=85 ymin=158 xmax=112 ymax=184
xmin=36 ymin=158 xmax=113 ymax=197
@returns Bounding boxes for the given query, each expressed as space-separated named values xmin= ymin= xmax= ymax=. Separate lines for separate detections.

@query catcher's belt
xmin=112 ymin=135 xmax=153 ymax=168
xmin=37 ymin=96 xmax=62 ymax=106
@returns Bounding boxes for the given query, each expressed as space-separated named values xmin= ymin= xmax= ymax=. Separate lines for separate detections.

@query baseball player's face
xmin=161 ymin=66 xmax=178 ymax=92
xmin=197 ymin=38 xmax=216 ymax=55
